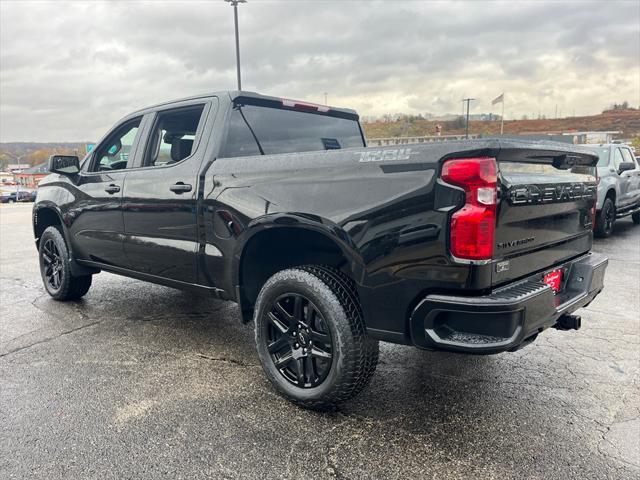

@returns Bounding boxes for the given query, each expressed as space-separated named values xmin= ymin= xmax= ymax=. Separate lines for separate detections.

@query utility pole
xmin=462 ymin=98 xmax=474 ymax=139
xmin=225 ymin=0 xmax=246 ymax=91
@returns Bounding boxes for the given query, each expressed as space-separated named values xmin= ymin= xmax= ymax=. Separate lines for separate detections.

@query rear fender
xmin=231 ymin=212 xmax=365 ymax=316
xmin=233 ymin=213 xmax=365 ymax=282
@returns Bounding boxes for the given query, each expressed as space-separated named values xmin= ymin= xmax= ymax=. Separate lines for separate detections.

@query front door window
xmin=90 ymin=119 xmax=142 ymax=172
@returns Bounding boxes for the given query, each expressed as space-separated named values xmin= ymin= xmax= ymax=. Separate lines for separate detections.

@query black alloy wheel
xmin=41 ymin=238 xmax=63 ymax=291
xmin=265 ymin=293 xmax=333 ymax=388
xmin=254 ymin=266 xmax=379 ymax=410
xmin=38 ymin=226 xmax=93 ymax=300
xmin=595 ymin=198 xmax=615 ymax=238
xmin=603 ymin=202 xmax=614 ymax=233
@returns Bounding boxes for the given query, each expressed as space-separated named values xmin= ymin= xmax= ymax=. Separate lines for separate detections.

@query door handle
xmin=170 ymin=182 xmax=192 ymax=194
xmin=105 ymin=184 xmax=120 ymax=194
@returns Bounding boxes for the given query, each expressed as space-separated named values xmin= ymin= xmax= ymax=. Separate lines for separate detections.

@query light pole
xmin=462 ymin=98 xmax=475 ymax=139
xmin=225 ymin=0 xmax=246 ymax=91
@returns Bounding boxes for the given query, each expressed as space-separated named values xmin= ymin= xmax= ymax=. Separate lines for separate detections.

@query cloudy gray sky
xmin=1 ymin=0 xmax=639 ymax=142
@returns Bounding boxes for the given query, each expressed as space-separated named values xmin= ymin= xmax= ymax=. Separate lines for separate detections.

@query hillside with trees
xmin=362 ymin=108 xmax=640 ymax=140
xmin=0 ymin=143 xmax=88 ymax=170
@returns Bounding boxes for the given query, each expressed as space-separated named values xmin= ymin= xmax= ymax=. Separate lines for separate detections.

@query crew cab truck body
xmin=34 ymin=91 xmax=607 ymax=409
xmin=583 ymin=144 xmax=640 ymax=237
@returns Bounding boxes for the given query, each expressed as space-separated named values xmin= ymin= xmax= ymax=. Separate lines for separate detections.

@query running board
xmin=616 ymin=204 xmax=640 ymax=219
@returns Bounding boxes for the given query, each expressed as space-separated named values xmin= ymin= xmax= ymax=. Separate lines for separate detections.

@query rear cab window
xmin=221 ymin=97 xmax=365 ymax=158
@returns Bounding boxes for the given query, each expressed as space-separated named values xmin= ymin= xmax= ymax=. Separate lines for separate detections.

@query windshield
xmin=584 ymin=147 xmax=610 ymax=167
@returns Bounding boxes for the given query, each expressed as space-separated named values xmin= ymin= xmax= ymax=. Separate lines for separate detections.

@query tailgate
xmin=491 ymin=143 xmax=598 ymax=287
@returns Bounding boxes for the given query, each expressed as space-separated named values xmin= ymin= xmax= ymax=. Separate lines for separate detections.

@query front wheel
xmin=39 ymin=226 xmax=92 ymax=300
xmin=254 ymin=266 xmax=379 ymax=410
xmin=595 ymin=198 xmax=615 ymax=238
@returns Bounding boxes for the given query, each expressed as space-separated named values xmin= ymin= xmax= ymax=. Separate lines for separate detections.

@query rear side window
xmin=221 ymin=104 xmax=364 ymax=158
xmin=143 ymin=105 xmax=205 ymax=167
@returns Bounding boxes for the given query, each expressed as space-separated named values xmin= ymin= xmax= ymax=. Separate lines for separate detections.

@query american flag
xmin=492 ymin=93 xmax=504 ymax=105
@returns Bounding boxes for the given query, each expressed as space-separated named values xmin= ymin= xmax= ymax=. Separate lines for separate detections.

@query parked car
xmin=0 ymin=190 xmax=13 ymax=203
xmin=33 ymin=91 xmax=607 ymax=409
xmin=583 ymin=144 xmax=640 ymax=236
xmin=17 ymin=189 xmax=37 ymax=202
xmin=1 ymin=188 xmax=36 ymax=203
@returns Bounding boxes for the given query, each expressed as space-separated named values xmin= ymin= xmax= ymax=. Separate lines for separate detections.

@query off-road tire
xmin=39 ymin=226 xmax=92 ymax=301
xmin=254 ymin=265 xmax=379 ymax=410
xmin=595 ymin=197 xmax=615 ymax=238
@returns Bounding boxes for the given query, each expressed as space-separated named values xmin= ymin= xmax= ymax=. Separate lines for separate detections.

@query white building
xmin=562 ymin=131 xmax=621 ymax=144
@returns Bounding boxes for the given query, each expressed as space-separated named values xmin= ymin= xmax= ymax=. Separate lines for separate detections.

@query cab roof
xmin=129 ymin=90 xmax=359 ymax=119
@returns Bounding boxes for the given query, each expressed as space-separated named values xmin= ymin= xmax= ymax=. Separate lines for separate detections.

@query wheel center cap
xmin=298 ymin=331 xmax=309 ymax=347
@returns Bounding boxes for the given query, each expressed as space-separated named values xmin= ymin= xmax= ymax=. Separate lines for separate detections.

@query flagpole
xmin=500 ymin=94 xmax=505 ymax=135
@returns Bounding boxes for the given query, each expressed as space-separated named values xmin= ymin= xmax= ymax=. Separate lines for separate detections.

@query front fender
xmin=32 ymin=200 xmax=98 ymax=277
xmin=597 ymin=175 xmax=618 ymax=210
xmin=33 ymin=200 xmax=66 ymax=243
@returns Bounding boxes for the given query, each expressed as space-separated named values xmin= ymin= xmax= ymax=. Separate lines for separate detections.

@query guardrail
xmin=366 ymin=134 xmax=480 ymax=146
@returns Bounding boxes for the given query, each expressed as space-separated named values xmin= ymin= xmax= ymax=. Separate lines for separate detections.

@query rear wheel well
xmin=238 ymin=228 xmax=352 ymax=322
xmin=34 ymin=208 xmax=62 ymax=247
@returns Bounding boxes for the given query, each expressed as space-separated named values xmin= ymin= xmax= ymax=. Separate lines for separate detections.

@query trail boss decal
xmin=356 ymin=148 xmax=419 ymax=163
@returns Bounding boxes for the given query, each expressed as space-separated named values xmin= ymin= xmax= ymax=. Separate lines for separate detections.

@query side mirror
xmin=49 ymin=155 xmax=80 ymax=175
xmin=618 ymin=162 xmax=636 ymax=174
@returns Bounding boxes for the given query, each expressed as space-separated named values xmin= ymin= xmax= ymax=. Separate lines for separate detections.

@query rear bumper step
xmin=409 ymin=252 xmax=607 ymax=354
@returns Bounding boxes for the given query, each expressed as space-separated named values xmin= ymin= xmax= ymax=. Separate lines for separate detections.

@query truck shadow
xmin=65 ymin=267 xmax=622 ymax=472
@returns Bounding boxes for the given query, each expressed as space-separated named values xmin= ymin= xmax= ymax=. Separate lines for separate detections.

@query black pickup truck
xmin=34 ymin=91 xmax=607 ymax=409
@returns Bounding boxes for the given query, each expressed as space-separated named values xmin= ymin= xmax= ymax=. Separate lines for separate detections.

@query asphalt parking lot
xmin=0 ymin=203 xmax=638 ymax=479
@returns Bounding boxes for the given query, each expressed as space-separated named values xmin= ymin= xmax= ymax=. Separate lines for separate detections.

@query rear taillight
xmin=441 ymin=157 xmax=498 ymax=261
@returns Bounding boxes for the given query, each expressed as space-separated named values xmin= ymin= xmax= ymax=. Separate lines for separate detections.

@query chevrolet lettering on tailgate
xmin=508 ymin=183 xmax=597 ymax=205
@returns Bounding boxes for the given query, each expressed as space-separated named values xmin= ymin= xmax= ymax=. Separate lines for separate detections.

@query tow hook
xmin=554 ymin=314 xmax=582 ymax=331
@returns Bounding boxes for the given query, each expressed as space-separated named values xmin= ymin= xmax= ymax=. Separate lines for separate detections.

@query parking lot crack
xmin=195 ymin=353 xmax=258 ymax=367
xmin=598 ymin=421 xmax=640 ymax=470
xmin=0 ymin=319 xmax=105 ymax=359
